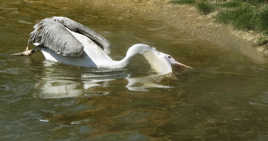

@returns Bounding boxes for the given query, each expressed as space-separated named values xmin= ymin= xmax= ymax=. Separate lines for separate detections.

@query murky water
xmin=1 ymin=0 xmax=268 ymax=140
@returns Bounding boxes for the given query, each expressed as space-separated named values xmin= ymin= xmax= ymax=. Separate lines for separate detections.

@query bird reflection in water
xmin=35 ymin=61 xmax=177 ymax=99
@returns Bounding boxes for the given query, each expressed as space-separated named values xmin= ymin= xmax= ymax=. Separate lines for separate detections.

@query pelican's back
xmin=41 ymin=29 xmax=113 ymax=68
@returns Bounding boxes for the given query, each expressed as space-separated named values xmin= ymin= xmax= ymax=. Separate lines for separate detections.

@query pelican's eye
xmin=167 ymin=56 xmax=172 ymax=59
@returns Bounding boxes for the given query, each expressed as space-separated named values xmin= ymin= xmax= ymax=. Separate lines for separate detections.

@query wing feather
xmin=29 ymin=18 xmax=84 ymax=57
xmin=52 ymin=16 xmax=111 ymax=54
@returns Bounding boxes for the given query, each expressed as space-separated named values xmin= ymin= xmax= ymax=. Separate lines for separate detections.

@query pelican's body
xmin=16 ymin=16 xmax=191 ymax=75
xmin=40 ymin=29 xmax=113 ymax=68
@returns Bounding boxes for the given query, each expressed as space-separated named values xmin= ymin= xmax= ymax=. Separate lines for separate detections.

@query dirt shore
xmin=53 ymin=0 xmax=267 ymax=63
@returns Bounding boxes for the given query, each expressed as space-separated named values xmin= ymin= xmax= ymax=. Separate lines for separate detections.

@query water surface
xmin=1 ymin=0 xmax=268 ymax=141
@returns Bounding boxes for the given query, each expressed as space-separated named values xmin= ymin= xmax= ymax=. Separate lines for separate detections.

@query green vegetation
xmin=219 ymin=0 xmax=242 ymax=8
xmin=257 ymin=5 xmax=268 ymax=31
xmin=196 ymin=1 xmax=215 ymax=15
xmin=216 ymin=4 xmax=257 ymax=30
xmin=257 ymin=35 xmax=268 ymax=46
xmin=171 ymin=0 xmax=268 ymax=45
xmin=170 ymin=0 xmax=195 ymax=4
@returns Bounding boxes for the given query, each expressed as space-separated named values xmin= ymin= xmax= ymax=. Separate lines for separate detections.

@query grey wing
xmin=29 ymin=18 xmax=84 ymax=57
xmin=52 ymin=16 xmax=111 ymax=54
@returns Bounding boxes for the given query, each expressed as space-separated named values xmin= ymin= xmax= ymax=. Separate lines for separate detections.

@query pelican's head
xmin=142 ymin=46 xmax=192 ymax=75
xmin=161 ymin=52 xmax=192 ymax=70
xmin=125 ymin=43 xmax=192 ymax=75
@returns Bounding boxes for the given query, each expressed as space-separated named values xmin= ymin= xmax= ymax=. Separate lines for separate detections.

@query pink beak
xmin=174 ymin=61 xmax=193 ymax=70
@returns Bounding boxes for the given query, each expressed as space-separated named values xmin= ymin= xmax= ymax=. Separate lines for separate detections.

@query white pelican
xmin=13 ymin=16 xmax=192 ymax=75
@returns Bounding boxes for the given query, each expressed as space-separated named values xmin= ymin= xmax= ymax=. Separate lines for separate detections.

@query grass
xmin=216 ymin=3 xmax=268 ymax=33
xmin=257 ymin=5 xmax=268 ymax=31
xmin=247 ymin=0 xmax=267 ymax=6
xmin=171 ymin=0 xmax=268 ymax=45
xmin=196 ymin=1 xmax=215 ymax=15
xmin=219 ymin=0 xmax=242 ymax=8
xmin=216 ymin=4 xmax=258 ymax=30
xmin=170 ymin=0 xmax=195 ymax=4
xmin=257 ymin=36 xmax=268 ymax=46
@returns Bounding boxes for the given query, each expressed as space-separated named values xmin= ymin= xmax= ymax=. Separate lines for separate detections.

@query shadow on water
xmin=34 ymin=61 xmax=174 ymax=99
xmin=1 ymin=0 xmax=268 ymax=141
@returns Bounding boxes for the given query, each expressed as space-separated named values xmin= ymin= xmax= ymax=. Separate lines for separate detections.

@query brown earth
xmin=49 ymin=0 xmax=267 ymax=63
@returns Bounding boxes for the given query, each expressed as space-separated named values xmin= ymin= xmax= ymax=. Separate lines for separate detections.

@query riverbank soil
xmin=41 ymin=0 xmax=267 ymax=63
xmin=73 ymin=0 xmax=266 ymax=63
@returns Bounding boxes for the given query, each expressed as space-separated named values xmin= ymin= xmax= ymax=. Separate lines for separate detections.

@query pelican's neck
xmin=109 ymin=44 xmax=172 ymax=75
xmin=82 ymin=42 xmax=172 ymax=75
xmin=113 ymin=56 xmax=131 ymax=68
xmin=109 ymin=44 xmax=151 ymax=69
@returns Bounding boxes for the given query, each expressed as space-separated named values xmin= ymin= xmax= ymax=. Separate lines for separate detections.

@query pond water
xmin=1 ymin=0 xmax=268 ymax=141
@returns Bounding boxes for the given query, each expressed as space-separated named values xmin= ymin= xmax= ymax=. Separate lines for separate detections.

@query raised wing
xmin=52 ymin=16 xmax=110 ymax=54
xmin=29 ymin=17 xmax=111 ymax=57
xmin=29 ymin=18 xmax=84 ymax=57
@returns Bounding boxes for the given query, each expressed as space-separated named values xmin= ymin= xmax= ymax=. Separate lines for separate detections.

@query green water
xmin=1 ymin=0 xmax=268 ymax=140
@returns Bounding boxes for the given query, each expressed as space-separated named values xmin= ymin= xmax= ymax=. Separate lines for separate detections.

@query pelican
xmin=13 ymin=16 xmax=192 ymax=75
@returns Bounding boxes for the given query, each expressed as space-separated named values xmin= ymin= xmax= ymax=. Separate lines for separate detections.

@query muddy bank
xmin=36 ymin=0 xmax=267 ymax=63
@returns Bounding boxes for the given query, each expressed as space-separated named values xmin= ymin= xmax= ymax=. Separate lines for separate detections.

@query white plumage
xmin=16 ymin=17 xmax=192 ymax=75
